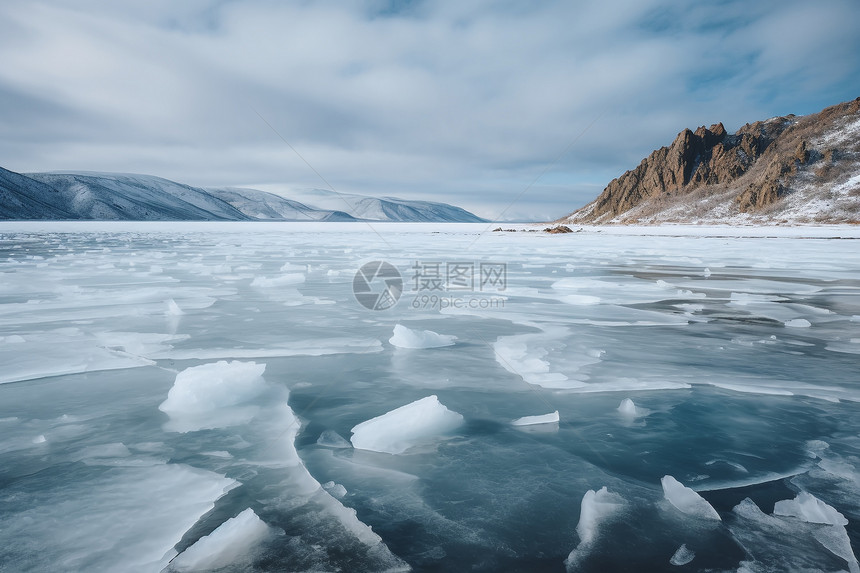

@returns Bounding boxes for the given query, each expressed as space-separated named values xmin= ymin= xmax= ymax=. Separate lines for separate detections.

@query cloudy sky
xmin=1 ymin=0 xmax=858 ymax=220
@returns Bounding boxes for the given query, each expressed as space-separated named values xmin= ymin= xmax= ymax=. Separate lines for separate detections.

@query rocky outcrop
xmin=563 ymin=98 xmax=860 ymax=224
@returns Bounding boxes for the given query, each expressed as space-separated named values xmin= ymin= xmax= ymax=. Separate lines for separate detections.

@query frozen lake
xmin=1 ymin=222 xmax=859 ymax=572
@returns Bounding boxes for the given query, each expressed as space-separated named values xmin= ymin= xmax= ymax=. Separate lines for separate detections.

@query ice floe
xmin=168 ymin=508 xmax=276 ymax=572
xmin=669 ymin=543 xmax=695 ymax=566
xmin=351 ymin=395 xmax=464 ymax=454
xmin=617 ymin=398 xmax=650 ymax=418
xmin=661 ymin=475 xmax=720 ymax=520
xmin=0 ymin=463 xmax=236 ymax=572
xmin=317 ymin=430 xmax=352 ymax=449
xmin=511 ymin=410 xmax=559 ymax=426
xmin=389 ymin=323 xmax=457 ymax=348
xmin=565 ymin=487 xmax=625 ymax=570
xmin=159 ymin=361 xmax=267 ymax=432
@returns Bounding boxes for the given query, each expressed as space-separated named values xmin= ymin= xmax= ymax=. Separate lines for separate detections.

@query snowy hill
xmin=286 ymin=188 xmax=485 ymax=223
xmin=560 ymin=97 xmax=860 ymax=225
xmin=0 ymin=168 xmax=77 ymax=219
xmin=205 ymin=187 xmax=357 ymax=221
xmin=0 ymin=167 xmax=484 ymax=222
xmin=24 ymin=171 xmax=250 ymax=221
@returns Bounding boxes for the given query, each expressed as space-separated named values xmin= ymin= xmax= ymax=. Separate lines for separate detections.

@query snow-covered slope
xmin=25 ymin=172 xmax=250 ymax=221
xmin=205 ymin=187 xmax=357 ymax=222
xmin=0 ymin=167 xmax=484 ymax=222
xmin=0 ymin=167 xmax=77 ymax=220
xmin=287 ymin=188 xmax=486 ymax=222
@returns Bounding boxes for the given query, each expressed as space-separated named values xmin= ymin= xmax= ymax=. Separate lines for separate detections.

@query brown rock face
xmin=585 ymin=119 xmax=786 ymax=220
xmin=564 ymin=97 xmax=860 ymax=224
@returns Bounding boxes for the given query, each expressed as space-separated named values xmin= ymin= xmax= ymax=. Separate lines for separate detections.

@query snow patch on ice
xmin=350 ymin=395 xmax=464 ymax=454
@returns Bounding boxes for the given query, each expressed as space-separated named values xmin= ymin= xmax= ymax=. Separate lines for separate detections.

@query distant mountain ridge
xmin=0 ymin=167 xmax=485 ymax=223
xmin=561 ymin=97 xmax=860 ymax=224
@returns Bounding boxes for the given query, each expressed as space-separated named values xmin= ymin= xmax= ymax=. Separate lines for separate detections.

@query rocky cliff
xmin=562 ymin=98 xmax=860 ymax=224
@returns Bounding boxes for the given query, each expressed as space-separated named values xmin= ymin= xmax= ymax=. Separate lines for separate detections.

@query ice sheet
xmin=1 ymin=222 xmax=859 ymax=572
xmin=0 ymin=463 xmax=237 ymax=573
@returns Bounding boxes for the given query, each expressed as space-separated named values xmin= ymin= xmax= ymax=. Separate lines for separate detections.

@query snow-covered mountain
xmin=23 ymin=171 xmax=251 ymax=221
xmin=0 ymin=167 xmax=484 ymax=222
xmin=285 ymin=188 xmax=485 ymax=223
xmin=0 ymin=167 xmax=77 ymax=219
xmin=205 ymin=187 xmax=357 ymax=222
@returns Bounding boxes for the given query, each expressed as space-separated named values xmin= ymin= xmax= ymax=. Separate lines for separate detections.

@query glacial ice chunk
xmin=774 ymin=493 xmax=858 ymax=572
xmin=565 ymin=487 xmax=624 ymax=570
xmin=731 ymin=496 xmax=859 ymax=573
xmin=617 ymin=398 xmax=650 ymax=418
xmin=350 ymin=395 xmax=464 ymax=454
xmin=576 ymin=487 xmax=624 ymax=545
xmin=773 ymin=491 xmax=847 ymax=525
xmin=250 ymin=273 xmax=305 ymax=287
xmin=511 ymin=411 xmax=559 ymax=426
xmin=670 ymin=543 xmax=695 ymax=566
xmin=389 ymin=324 xmax=457 ymax=349
xmin=785 ymin=318 xmax=811 ymax=328
xmin=322 ymin=481 xmax=348 ymax=499
xmin=169 ymin=508 xmax=274 ymax=572
xmin=661 ymin=475 xmax=721 ymax=520
xmin=317 ymin=430 xmax=352 ymax=449
xmin=166 ymin=298 xmax=184 ymax=316
xmin=159 ymin=361 xmax=267 ymax=432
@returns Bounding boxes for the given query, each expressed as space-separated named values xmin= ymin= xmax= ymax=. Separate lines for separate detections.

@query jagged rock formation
xmin=563 ymin=98 xmax=860 ymax=224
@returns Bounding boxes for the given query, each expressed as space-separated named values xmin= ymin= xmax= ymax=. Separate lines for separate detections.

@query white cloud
xmin=0 ymin=0 xmax=857 ymax=220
